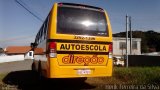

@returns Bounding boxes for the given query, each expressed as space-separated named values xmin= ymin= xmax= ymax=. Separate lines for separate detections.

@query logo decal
xmin=60 ymin=44 xmax=106 ymax=51
xmin=62 ymin=55 xmax=104 ymax=65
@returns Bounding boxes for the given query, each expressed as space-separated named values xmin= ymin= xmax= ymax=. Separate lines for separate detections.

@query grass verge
xmin=87 ymin=67 xmax=160 ymax=85
xmin=0 ymin=73 xmax=7 ymax=81
xmin=0 ymin=67 xmax=160 ymax=90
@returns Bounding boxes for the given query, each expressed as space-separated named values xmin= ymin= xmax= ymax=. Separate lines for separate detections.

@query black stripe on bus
xmin=57 ymin=51 xmax=109 ymax=55
xmin=48 ymin=39 xmax=112 ymax=44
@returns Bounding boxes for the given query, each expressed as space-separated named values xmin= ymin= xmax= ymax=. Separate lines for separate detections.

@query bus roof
xmin=58 ymin=2 xmax=103 ymax=11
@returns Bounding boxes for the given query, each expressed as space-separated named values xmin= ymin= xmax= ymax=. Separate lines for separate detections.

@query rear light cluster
xmin=108 ymin=43 xmax=113 ymax=59
xmin=49 ymin=42 xmax=57 ymax=58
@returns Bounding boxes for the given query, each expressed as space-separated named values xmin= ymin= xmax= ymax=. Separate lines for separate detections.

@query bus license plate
xmin=77 ymin=69 xmax=91 ymax=75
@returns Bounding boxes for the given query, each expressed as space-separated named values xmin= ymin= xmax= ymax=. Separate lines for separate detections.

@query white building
xmin=113 ymin=37 xmax=141 ymax=57
xmin=0 ymin=46 xmax=35 ymax=63
xmin=5 ymin=46 xmax=34 ymax=59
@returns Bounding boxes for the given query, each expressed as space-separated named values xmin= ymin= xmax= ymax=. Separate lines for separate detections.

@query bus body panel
xmin=33 ymin=2 xmax=113 ymax=78
xmin=49 ymin=58 xmax=112 ymax=78
xmin=49 ymin=3 xmax=112 ymax=42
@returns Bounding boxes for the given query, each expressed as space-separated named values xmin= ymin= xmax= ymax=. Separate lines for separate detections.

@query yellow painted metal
xmin=41 ymin=3 xmax=113 ymax=78
xmin=49 ymin=58 xmax=112 ymax=78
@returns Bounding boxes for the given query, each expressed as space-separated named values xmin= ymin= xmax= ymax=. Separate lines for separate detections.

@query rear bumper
xmin=47 ymin=58 xmax=113 ymax=78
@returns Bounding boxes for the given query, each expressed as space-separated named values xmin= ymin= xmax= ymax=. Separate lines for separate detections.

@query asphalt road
xmin=0 ymin=60 xmax=33 ymax=74
xmin=0 ymin=60 xmax=100 ymax=90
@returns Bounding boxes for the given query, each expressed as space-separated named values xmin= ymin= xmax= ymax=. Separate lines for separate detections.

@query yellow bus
xmin=31 ymin=2 xmax=113 ymax=78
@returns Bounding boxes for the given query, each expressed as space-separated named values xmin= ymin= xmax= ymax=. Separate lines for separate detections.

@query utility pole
xmin=126 ymin=15 xmax=129 ymax=68
xmin=129 ymin=16 xmax=132 ymax=55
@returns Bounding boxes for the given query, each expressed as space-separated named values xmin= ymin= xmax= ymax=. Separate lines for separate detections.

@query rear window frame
xmin=56 ymin=5 xmax=109 ymax=37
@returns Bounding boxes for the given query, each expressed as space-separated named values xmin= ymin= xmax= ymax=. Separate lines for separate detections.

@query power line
xmin=15 ymin=0 xmax=43 ymax=22
xmin=18 ymin=0 xmax=43 ymax=19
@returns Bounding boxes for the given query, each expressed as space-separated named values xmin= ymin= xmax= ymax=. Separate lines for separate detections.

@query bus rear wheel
xmin=75 ymin=77 xmax=87 ymax=83
xmin=38 ymin=61 xmax=44 ymax=80
xmin=31 ymin=63 xmax=36 ymax=71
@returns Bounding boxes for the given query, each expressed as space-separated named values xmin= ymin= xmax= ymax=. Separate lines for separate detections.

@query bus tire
xmin=77 ymin=77 xmax=87 ymax=83
xmin=38 ymin=61 xmax=42 ymax=79
xmin=31 ymin=62 xmax=36 ymax=71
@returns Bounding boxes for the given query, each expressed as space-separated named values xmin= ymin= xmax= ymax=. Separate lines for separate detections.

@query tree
xmin=0 ymin=48 xmax=4 ymax=53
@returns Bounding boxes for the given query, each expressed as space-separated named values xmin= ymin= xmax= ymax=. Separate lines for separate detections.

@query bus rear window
xmin=57 ymin=6 xmax=108 ymax=36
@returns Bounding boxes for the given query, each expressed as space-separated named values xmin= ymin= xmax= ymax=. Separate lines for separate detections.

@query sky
xmin=0 ymin=0 xmax=160 ymax=48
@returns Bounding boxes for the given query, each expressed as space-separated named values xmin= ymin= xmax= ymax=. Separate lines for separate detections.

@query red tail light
xmin=49 ymin=42 xmax=56 ymax=58
xmin=49 ymin=42 xmax=56 ymax=49
xmin=108 ymin=43 xmax=113 ymax=59
xmin=109 ymin=43 xmax=113 ymax=52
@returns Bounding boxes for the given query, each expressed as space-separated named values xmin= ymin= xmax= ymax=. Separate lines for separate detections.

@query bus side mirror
xmin=31 ymin=43 xmax=38 ymax=48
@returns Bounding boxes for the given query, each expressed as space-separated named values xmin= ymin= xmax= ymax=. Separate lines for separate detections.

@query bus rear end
xmin=47 ymin=3 xmax=112 ymax=78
